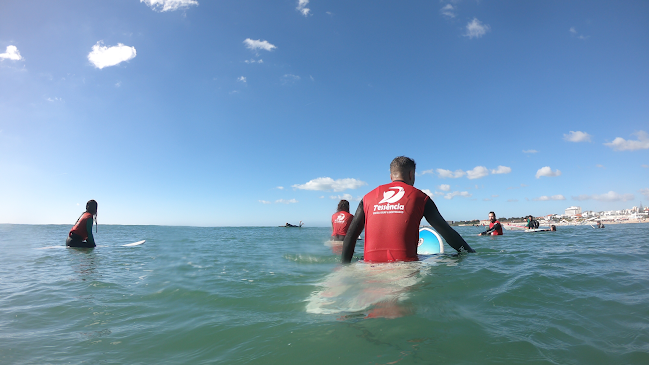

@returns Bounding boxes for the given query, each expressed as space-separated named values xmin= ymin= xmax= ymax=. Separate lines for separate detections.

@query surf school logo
xmin=334 ymin=213 xmax=346 ymax=223
xmin=373 ymin=186 xmax=406 ymax=212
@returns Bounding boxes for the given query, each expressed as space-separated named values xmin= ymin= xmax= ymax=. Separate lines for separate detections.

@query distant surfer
xmin=331 ymin=200 xmax=353 ymax=241
xmin=66 ymin=200 xmax=98 ymax=248
xmin=478 ymin=211 xmax=503 ymax=236
xmin=341 ymin=156 xmax=474 ymax=263
xmin=282 ymin=221 xmax=303 ymax=227
xmin=526 ymin=215 xmax=539 ymax=229
xmin=596 ymin=220 xmax=605 ymax=228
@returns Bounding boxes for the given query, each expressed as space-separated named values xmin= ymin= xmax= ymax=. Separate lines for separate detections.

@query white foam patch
xmin=305 ymin=262 xmax=428 ymax=315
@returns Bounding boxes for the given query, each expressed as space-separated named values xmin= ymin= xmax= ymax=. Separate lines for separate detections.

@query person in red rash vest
xmin=341 ymin=156 xmax=474 ymax=263
xmin=66 ymin=200 xmax=98 ymax=248
xmin=331 ymin=200 xmax=354 ymax=241
xmin=478 ymin=211 xmax=503 ymax=236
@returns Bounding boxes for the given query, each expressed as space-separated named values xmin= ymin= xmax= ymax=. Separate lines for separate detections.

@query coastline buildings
xmin=546 ymin=204 xmax=648 ymax=224
xmin=564 ymin=206 xmax=582 ymax=216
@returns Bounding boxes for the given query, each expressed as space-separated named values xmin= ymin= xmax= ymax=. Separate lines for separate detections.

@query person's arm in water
xmin=341 ymin=200 xmax=365 ymax=263
xmin=85 ymin=217 xmax=95 ymax=246
xmin=479 ymin=222 xmax=502 ymax=236
xmin=423 ymin=199 xmax=474 ymax=253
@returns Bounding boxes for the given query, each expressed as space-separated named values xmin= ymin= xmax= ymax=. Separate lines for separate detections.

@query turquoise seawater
xmin=1 ymin=223 xmax=648 ymax=364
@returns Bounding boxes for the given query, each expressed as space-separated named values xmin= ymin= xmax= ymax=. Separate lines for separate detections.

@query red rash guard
xmin=69 ymin=212 xmax=93 ymax=240
xmin=490 ymin=220 xmax=503 ymax=235
xmin=331 ymin=211 xmax=353 ymax=237
xmin=362 ymin=181 xmax=428 ymax=262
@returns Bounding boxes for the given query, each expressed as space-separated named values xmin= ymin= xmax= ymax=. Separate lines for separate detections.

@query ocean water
xmin=1 ymin=223 xmax=648 ymax=364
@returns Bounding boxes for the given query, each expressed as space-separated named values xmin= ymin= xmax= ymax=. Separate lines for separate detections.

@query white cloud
xmin=437 ymin=168 xmax=466 ymax=179
xmin=640 ymin=188 xmax=649 ymax=199
xmin=572 ymin=191 xmax=635 ymax=202
xmin=0 ymin=45 xmax=23 ymax=61
xmin=292 ymin=177 xmax=367 ymax=192
xmin=276 ymin=186 xmax=284 ymax=190
xmin=297 ymin=0 xmax=310 ymax=16
xmin=419 ymin=169 xmax=435 ymax=175
xmin=276 ymin=199 xmax=298 ymax=204
xmin=467 ymin=166 xmax=489 ymax=179
xmin=535 ymin=166 xmax=561 ymax=179
xmin=604 ymin=131 xmax=649 ymax=151
xmin=465 ymin=18 xmax=490 ymax=39
xmin=282 ymin=74 xmax=300 ymax=84
xmin=330 ymin=194 xmax=361 ymax=201
xmin=141 ymin=0 xmax=198 ymax=12
xmin=596 ymin=164 xmax=604 ymax=168
xmin=245 ymin=59 xmax=263 ymax=64
xmin=491 ymin=165 xmax=512 ymax=175
xmin=522 ymin=149 xmax=538 ymax=154
xmin=533 ymin=195 xmax=566 ymax=201
xmin=440 ymin=4 xmax=455 ymax=18
xmin=569 ymin=27 xmax=589 ymax=40
xmin=244 ymin=38 xmax=277 ymax=52
xmin=259 ymin=200 xmax=271 ymax=204
xmin=88 ymin=42 xmax=136 ymax=69
xmin=421 ymin=189 xmax=434 ymax=198
xmin=237 ymin=76 xmax=247 ymax=83
xmin=438 ymin=184 xmax=451 ymax=192
xmin=507 ymin=199 xmax=518 ymax=202
xmin=46 ymin=97 xmax=62 ymax=102
xmin=563 ymin=131 xmax=592 ymax=142
xmin=444 ymin=191 xmax=472 ymax=200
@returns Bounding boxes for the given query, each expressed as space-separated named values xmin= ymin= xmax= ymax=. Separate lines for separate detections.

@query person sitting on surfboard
xmin=66 ymin=200 xmax=98 ymax=248
xmin=283 ymin=221 xmax=303 ymax=227
xmin=478 ymin=211 xmax=503 ymax=236
xmin=331 ymin=200 xmax=354 ymax=241
xmin=526 ymin=215 xmax=539 ymax=229
xmin=341 ymin=156 xmax=474 ymax=263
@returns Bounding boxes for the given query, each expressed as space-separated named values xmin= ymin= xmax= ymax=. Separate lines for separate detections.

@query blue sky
xmin=1 ymin=0 xmax=648 ymax=226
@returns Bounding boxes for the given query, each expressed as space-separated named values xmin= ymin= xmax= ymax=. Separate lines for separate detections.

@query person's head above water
xmin=86 ymin=200 xmax=98 ymax=215
xmin=489 ymin=211 xmax=497 ymax=223
xmin=337 ymin=200 xmax=350 ymax=213
xmin=390 ymin=156 xmax=416 ymax=186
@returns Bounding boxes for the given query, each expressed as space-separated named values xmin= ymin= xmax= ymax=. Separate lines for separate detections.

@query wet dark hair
xmin=489 ymin=211 xmax=496 ymax=217
xmin=337 ymin=200 xmax=350 ymax=213
xmin=86 ymin=200 xmax=98 ymax=215
xmin=390 ymin=156 xmax=416 ymax=176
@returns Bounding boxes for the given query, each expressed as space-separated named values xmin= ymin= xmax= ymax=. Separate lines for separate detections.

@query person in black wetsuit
xmin=66 ymin=200 xmax=98 ymax=248
xmin=525 ymin=215 xmax=539 ymax=229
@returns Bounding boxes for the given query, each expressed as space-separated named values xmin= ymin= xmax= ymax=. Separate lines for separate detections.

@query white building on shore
xmin=565 ymin=206 xmax=581 ymax=216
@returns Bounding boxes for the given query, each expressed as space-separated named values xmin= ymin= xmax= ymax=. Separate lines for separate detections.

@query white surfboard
xmin=418 ymin=227 xmax=444 ymax=254
xmin=122 ymin=240 xmax=145 ymax=247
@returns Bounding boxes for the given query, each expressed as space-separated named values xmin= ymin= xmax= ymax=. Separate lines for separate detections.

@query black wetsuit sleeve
xmin=481 ymin=222 xmax=502 ymax=235
xmin=423 ymin=199 xmax=475 ymax=253
xmin=341 ymin=200 xmax=365 ymax=263
xmin=86 ymin=217 xmax=95 ymax=246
